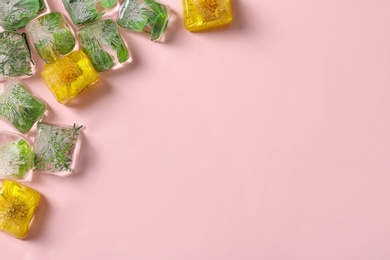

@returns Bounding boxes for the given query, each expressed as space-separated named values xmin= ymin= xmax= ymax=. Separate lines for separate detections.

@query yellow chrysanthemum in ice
xmin=41 ymin=50 xmax=99 ymax=104
xmin=0 ymin=180 xmax=40 ymax=239
xmin=183 ymin=0 xmax=233 ymax=31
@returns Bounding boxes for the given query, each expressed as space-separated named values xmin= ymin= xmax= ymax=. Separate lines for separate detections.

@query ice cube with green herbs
xmin=26 ymin=12 xmax=76 ymax=64
xmin=0 ymin=0 xmax=45 ymax=30
xmin=0 ymin=79 xmax=46 ymax=134
xmin=0 ymin=31 xmax=33 ymax=79
xmin=62 ymin=0 xmax=117 ymax=26
xmin=33 ymin=122 xmax=82 ymax=174
xmin=78 ymin=19 xmax=130 ymax=72
xmin=0 ymin=132 xmax=33 ymax=181
xmin=117 ymin=0 xmax=170 ymax=41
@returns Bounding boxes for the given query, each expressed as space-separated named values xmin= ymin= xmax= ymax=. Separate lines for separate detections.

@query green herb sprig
xmin=0 ymin=80 xmax=46 ymax=134
xmin=33 ymin=123 xmax=82 ymax=172
xmin=0 ymin=31 xmax=33 ymax=77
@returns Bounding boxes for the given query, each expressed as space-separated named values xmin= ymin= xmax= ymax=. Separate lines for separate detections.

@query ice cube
xmin=0 ymin=0 xmax=41 ymax=30
xmin=41 ymin=50 xmax=99 ymax=104
xmin=26 ymin=12 xmax=76 ymax=64
xmin=33 ymin=122 xmax=82 ymax=175
xmin=0 ymin=180 xmax=41 ymax=239
xmin=62 ymin=0 xmax=117 ymax=26
xmin=78 ymin=19 xmax=131 ymax=72
xmin=0 ymin=31 xmax=34 ymax=80
xmin=0 ymin=132 xmax=33 ymax=181
xmin=0 ymin=79 xmax=46 ymax=134
xmin=117 ymin=0 xmax=170 ymax=41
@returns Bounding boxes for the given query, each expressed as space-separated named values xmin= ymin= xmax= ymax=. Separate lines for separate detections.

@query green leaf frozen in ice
xmin=100 ymin=0 xmax=116 ymax=9
xmin=0 ymin=0 xmax=40 ymax=30
xmin=151 ymin=12 xmax=169 ymax=41
xmin=34 ymin=39 xmax=58 ymax=64
xmin=117 ymin=42 xmax=129 ymax=63
xmin=27 ymin=12 xmax=75 ymax=63
xmin=53 ymin=29 xmax=76 ymax=54
xmin=38 ymin=12 xmax=62 ymax=33
xmin=117 ymin=0 xmax=169 ymax=41
xmin=81 ymin=37 xmax=115 ymax=72
xmin=62 ymin=0 xmax=116 ymax=26
xmin=0 ymin=138 xmax=33 ymax=179
xmin=79 ymin=19 xmax=129 ymax=71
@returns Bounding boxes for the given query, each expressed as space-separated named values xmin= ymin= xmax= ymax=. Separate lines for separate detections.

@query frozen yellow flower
xmin=0 ymin=180 xmax=40 ymax=239
xmin=41 ymin=50 xmax=99 ymax=104
xmin=183 ymin=0 xmax=233 ymax=31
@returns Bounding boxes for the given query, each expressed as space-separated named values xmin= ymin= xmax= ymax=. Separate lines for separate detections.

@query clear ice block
xmin=0 ymin=79 xmax=46 ymax=134
xmin=26 ymin=12 xmax=76 ymax=64
xmin=0 ymin=180 xmax=40 ymax=239
xmin=0 ymin=0 xmax=42 ymax=30
xmin=62 ymin=0 xmax=117 ymax=26
xmin=0 ymin=31 xmax=34 ymax=80
xmin=117 ymin=0 xmax=170 ymax=41
xmin=33 ymin=122 xmax=82 ymax=175
xmin=0 ymin=132 xmax=33 ymax=181
xmin=78 ymin=19 xmax=130 ymax=72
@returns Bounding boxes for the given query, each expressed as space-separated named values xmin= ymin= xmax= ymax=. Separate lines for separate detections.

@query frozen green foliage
xmin=34 ymin=39 xmax=57 ymax=64
xmin=0 ymin=31 xmax=33 ymax=78
xmin=0 ymin=0 xmax=40 ymax=30
xmin=53 ymin=29 xmax=75 ymax=54
xmin=28 ymin=12 xmax=76 ymax=63
xmin=0 ymin=80 xmax=46 ymax=134
xmin=62 ymin=0 xmax=117 ymax=26
xmin=117 ymin=0 xmax=169 ymax=41
xmin=100 ymin=0 xmax=116 ymax=8
xmin=0 ymin=138 xmax=33 ymax=179
xmin=38 ymin=0 xmax=45 ymax=10
xmin=81 ymin=37 xmax=115 ymax=71
xmin=79 ymin=19 xmax=129 ymax=72
xmin=34 ymin=122 xmax=82 ymax=172
xmin=38 ymin=12 xmax=62 ymax=32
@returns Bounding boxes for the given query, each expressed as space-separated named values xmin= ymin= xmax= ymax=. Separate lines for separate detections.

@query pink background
xmin=2 ymin=0 xmax=390 ymax=259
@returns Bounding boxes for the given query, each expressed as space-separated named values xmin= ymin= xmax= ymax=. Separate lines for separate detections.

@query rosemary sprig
xmin=33 ymin=123 xmax=82 ymax=172
xmin=0 ymin=31 xmax=33 ymax=77
xmin=0 ymin=80 xmax=46 ymax=134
